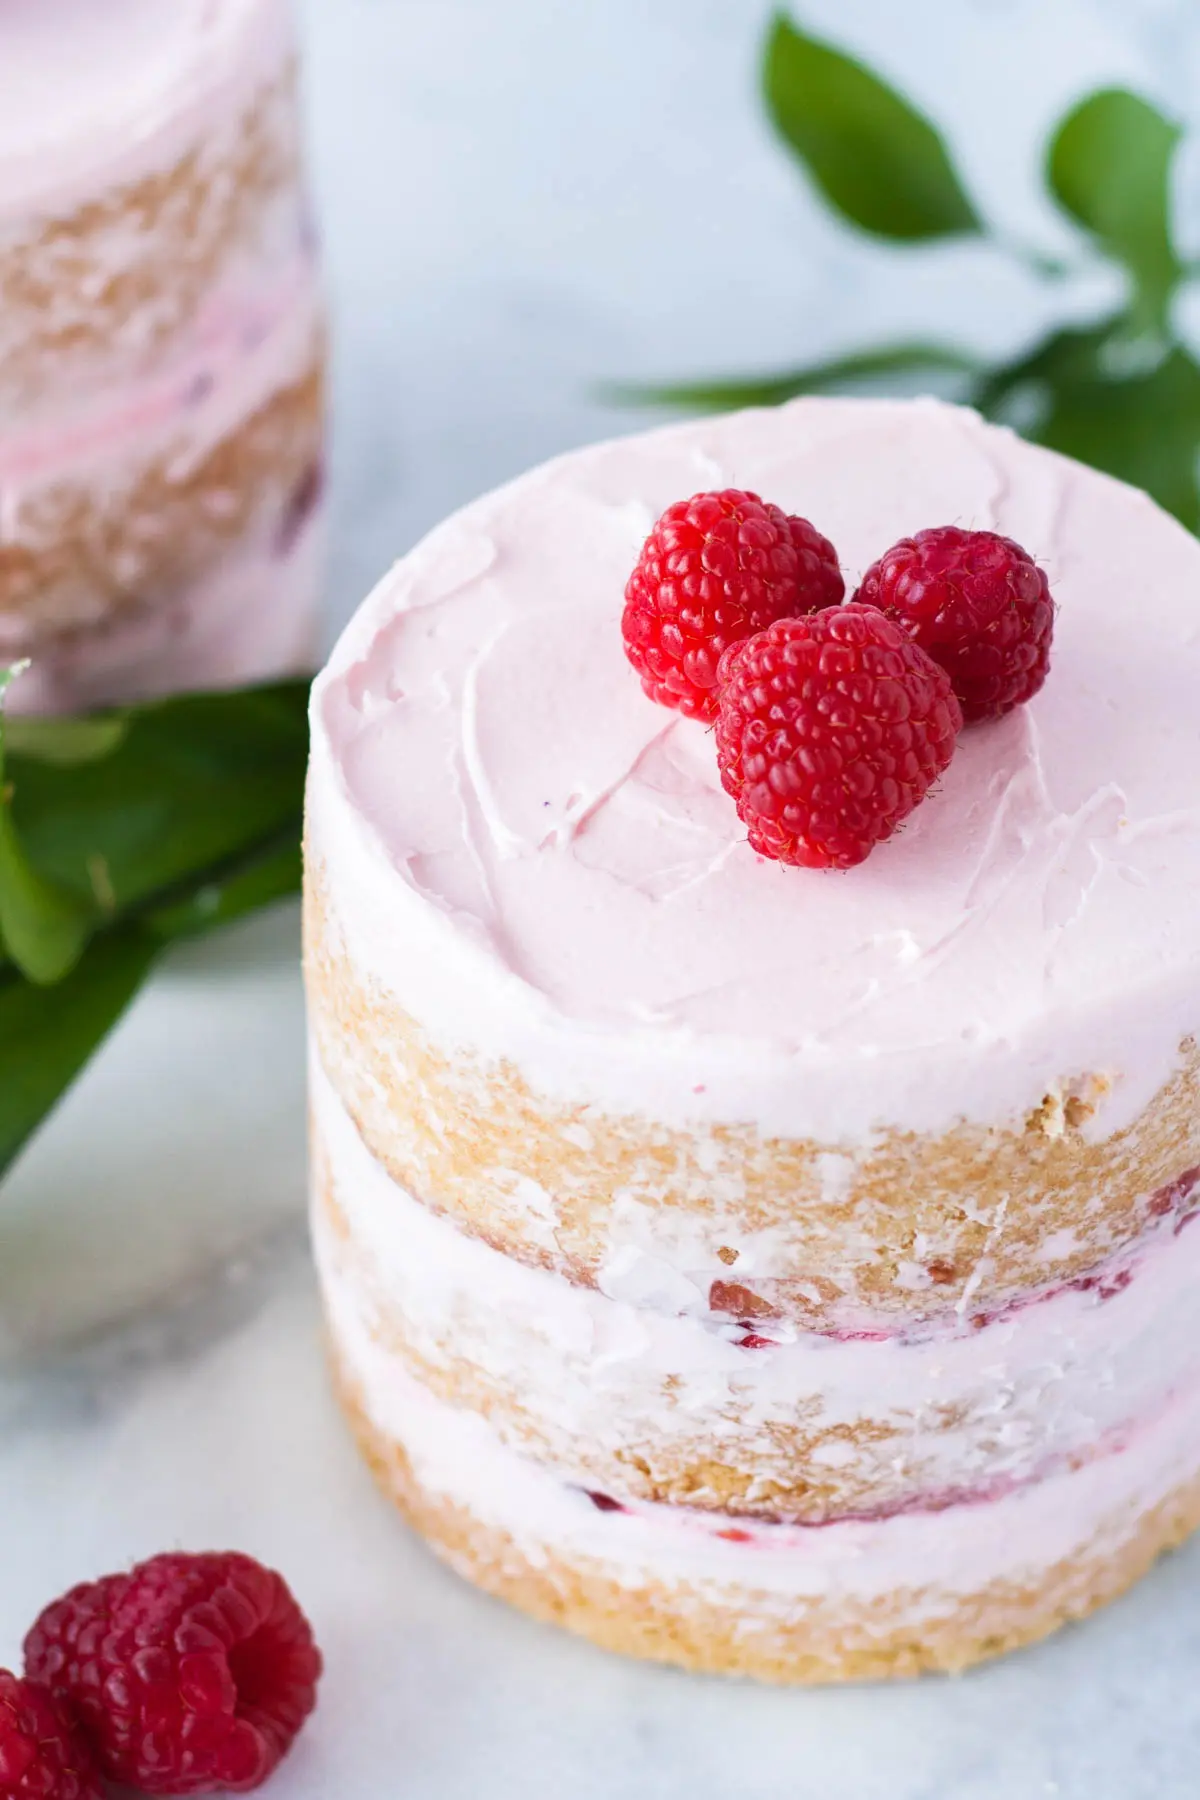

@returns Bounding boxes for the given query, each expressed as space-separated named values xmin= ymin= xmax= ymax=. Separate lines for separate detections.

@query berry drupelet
xmin=622 ymin=488 xmax=843 ymax=720
xmin=24 ymin=1552 xmax=321 ymax=1797
xmin=714 ymin=604 xmax=963 ymax=870
xmin=854 ymin=525 xmax=1054 ymax=723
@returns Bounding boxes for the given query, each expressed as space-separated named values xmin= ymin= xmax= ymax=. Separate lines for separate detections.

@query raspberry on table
xmin=622 ymin=488 xmax=844 ymax=720
xmin=854 ymin=525 xmax=1054 ymax=723
xmin=715 ymin=604 xmax=963 ymax=870
xmin=0 ymin=1670 xmax=101 ymax=1800
xmin=24 ymin=1552 xmax=322 ymax=1797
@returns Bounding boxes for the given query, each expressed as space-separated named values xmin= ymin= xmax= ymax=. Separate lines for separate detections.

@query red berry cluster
xmin=2 ymin=1552 xmax=320 ymax=1800
xmin=856 ymin=526 xmax=1053 ymax=723
xmin=621 ymin=492 xmax=1055 ymax=868
xmin=622 ymin=489 xmax=844 ymax=719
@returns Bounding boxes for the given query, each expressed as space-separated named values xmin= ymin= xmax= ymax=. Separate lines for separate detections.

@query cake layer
xmin=0 ymin=0 xmax=324 ymax=706
xmin=329 ymin=1277 xmax=1200 ymax=1682
xmin=306 ymin=863 xmax=1200 ymax=1332
xmin=0 ymin=272 xmax=323 ymax=656
xmin=8 ymin=468 xmax=322 ymax=714
xmin=313 ymin=1059 xmax=1200 ymax=1523
xmin=0 ymin=0 xmax=303 ymax=412
xmin=306 ymin=397 xmax=1200 ymax=1328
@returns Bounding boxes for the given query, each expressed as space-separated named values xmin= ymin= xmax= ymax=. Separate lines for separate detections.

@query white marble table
xmin=4 ymin=2 xmax=1200 ymax=1794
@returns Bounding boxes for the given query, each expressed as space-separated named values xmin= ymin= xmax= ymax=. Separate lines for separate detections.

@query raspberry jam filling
xmin=703 ymin=1163 xmax=1200 ymax=1348
xmin=571 ymin=1409 xmax=1170 ymax=1547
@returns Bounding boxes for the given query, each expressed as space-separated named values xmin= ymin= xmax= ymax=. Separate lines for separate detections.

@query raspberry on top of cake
xmin=311 ymin=396 xmax=1200 ymax=1154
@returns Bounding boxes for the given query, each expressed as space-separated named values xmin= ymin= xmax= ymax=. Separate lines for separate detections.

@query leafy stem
xmin=0 ymin=674 xmax=311 ymax=1180
xmin=620 ymin=11 xmax=1200 ymax=534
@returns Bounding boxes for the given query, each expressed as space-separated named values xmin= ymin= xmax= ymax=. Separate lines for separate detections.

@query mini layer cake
xmin=305 ymin=397 xmax=1200 ymax=1681
xmin=0 ymin=0 xmax=324 ymax=713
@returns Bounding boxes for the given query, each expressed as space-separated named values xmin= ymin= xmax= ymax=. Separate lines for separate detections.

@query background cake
xmin=0 ymin=0 xmax=324 ymax=714
xmin=305 ymin=396 xmax=1200 ymax=1682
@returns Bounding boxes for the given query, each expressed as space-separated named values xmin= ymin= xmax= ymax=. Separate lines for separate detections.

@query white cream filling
xmin=0 ymin=267 xmax=323 ymax=673
xmin=313 ymin=1062 xmax=1200 ymax=1515
xmin=329 ymin=1262 xmax=1200 ymax=1610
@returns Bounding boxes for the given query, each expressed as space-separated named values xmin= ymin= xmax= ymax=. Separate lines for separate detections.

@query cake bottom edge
xmin=6 ymin=499 xmax=325 ymax=715
xmin=328 ymin=1347 xmax=1200 ymax=1686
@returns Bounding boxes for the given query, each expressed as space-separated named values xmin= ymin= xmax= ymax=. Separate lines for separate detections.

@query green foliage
xmin=607 ymin=342 xmax=979 ymax=412
xmin=0 ymin=676 xmax=310 ymax=1180
xmin=628 ymin=12 xmax=1198 ymax=533
xmin=144 ymin=831 xmax=304 ymax=941
xmin=9 ymin=684 xmax=310 ymax=919
xmin=1048 ymin=88 xmax=1183 ymax=330
xmin=0 ymin=929 xmax=158 ymax=1176
xmin=3 ymin=714 xmax=130 ymax=767
xmin=763 ymin=14 xmax=981 ymax=241
xmin=0 ymin=668 xmax=94 ymax=985
xmin=977 ymin=326 xmax=1200 ymax=530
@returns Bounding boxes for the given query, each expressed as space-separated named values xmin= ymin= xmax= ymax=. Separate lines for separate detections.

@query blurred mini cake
xmin=305 ymin=397 xmax=1200 ymax=1682
xmin=0 ymin=0 xmax=325 ymax=713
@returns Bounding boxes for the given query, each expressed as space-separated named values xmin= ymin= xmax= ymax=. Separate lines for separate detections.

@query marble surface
xmin=5 ymin=1 xmax=1200 ymax=1795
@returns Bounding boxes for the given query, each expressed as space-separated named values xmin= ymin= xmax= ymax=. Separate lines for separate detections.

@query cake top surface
xmin=0 ymin=0 xmax=283 ymax=208
xmin=314 ymin=398 xmax=1200 ymax=1138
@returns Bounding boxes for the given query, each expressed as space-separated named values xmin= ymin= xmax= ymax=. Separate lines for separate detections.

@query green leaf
xmin=0 ymin=668 xmax=95 ymax=984
xmin=8 ymin=680 xmax=310 ymax=919
xmin=975 ymin=321 xmax=1200 ymax=532
xmin=145 ymin=830 xmax=302 ymax=942
xmin=763 ymin=12 xmax=982 ymax=241
xmin=0 ymin=678 xmax=311 ymax=1184
xmin=0 ymin=805 xmax=95 ymax=984
xmin=0 ymin=926 xmax=158 ymax=1178
xmin=611 ymin=342 xmax=980 ymax=411
xmin=4 ymin=714 xmax=129 ymax=766
xmin=1048 ymin=88 xmax=1183 ymax=326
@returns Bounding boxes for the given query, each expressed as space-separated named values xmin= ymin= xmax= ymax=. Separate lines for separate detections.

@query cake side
xmin=313 ymin=1064 xmax=1200 ymax=1523
xmin=329 ymin=1281 xmax=1200 ymax=1684
xmin=1 ymin=285 xmax=321 ymax=630
xmin=0 ymin=0 xmax=325 ymax=708
xmin=304 ymin=393 xmax=1200 ymax=1680
xmin=304 ymin=849 xmax=1200 ymax=1331
xmin=0 ymin=0 xmax=303 ymax=410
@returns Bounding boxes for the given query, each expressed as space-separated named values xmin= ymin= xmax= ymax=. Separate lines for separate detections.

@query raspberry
xmin=715 ymin=604 xmax=962 ymax=869
xmin=0 ymin=1672 xmax=100 ymax=1800
xmin=24 ymin=1553 xmax=321 ymax=1796
xmin=585 ymin=1491 xmax=627 ymax=1514
xmin=622 ymin=489 xmax=843 ymax=719
xmin=854 ymin=526 xmax=1054 ymax=722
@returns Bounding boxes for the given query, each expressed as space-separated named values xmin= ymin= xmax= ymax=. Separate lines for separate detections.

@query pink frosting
xmin=0 ymin=0 xmax=290 ymax=210
xmin=311 ymin=398 xmax=1200 ymax=1142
